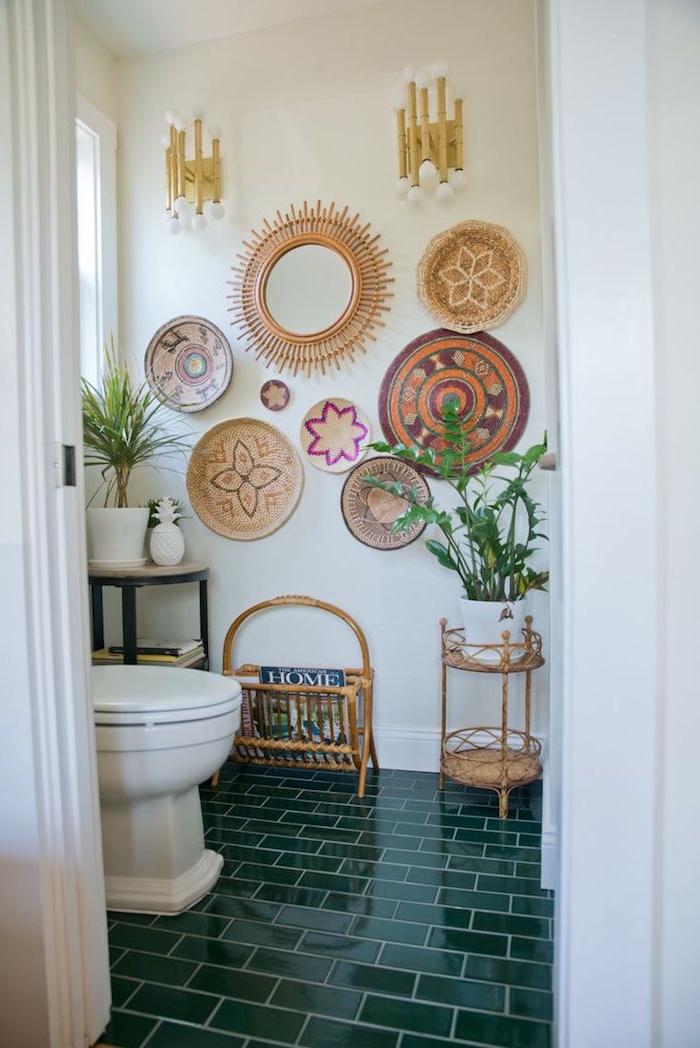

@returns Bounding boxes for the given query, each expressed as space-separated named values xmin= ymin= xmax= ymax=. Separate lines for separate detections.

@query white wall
xmin=114 ymin=0 xmax=549 ymax=769
xmin=75 ymin=18 xmax=117 ymax=121
xmin=648 ymin=0 xmax=700 ymax=1042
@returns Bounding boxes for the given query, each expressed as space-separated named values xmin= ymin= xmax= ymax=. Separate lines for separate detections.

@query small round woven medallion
xmin=341 ymin=456 xmax=430 ymax=551
xmin=300 ymin=398 xmax=371 ymax=474
xmin=186 ymin=418 xmax=303 ymax=540
xmin=145 ymin=315 xmax=233 ymax=412
xmin=417 ymin=220 xmax=526 ymax=333
xmin=260 ymin=380 xmax=290 ymax=412
xmin=378 ymin=328 xmax=529 ymax=475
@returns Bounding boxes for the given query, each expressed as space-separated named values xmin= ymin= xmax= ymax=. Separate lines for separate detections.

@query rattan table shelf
xmin=439 ymin=616 xmax=544 ymax=818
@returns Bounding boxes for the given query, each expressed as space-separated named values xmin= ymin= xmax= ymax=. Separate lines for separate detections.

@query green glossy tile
xmin=322 ymin=891 xmax=396 ymax=918
xmin=395 ymin=900 xmax=472 ymax=930
xmin=436 ymin=886 xmax=511 ymax=912
xmin=206 ymin=896 xmax=281 ymax=923
xmin=473 ymin=911 xmax=550 ymax=939
xmin=383 ymin=849 xmax=447 ymax=869
xmin=360 ymin=993 xmax=452 ymax=1036
xmin=512 ymin=895 xmax=555 ymax=918
xmin=328 ymin=959 xmax=415 ymax=997
xmin=298 ymin=870 xmax=369 ymax=894
xmin=297 ymin=789 xmax=353 ymax=804
xmin=235 ymin=862 xmax=302 ymax=885
xmin=485 ymin=844 xmax=542 ymax=863
xmin=211 ymin=998 xmax=305 ymax=1043
xmin=335 ymin=816 xmax=398 ymax=835
xmin=189 ymin=964 xmax=276 ymax=1002
xmin=477 ymin=874 xmax=549 ymax=897
xmin=485 ymin=817 xmax=542 ymax=834
xmin=401 ymin=1037 xmax=466 ymax=1048
xmin=416 ymin=972 xmax=505 ymax=1011
xmin=406 ymin=866 xmax=476 ymax=890
xmin=446 ymin=854 xmax=515 ymax=875
xmin=109 ymin=945 xmax=126 ymax=967
xmin=366 ymin=879 xmax=437 ymax=904
xmin=350 ymin=914 xmax=427 ymax=946
xmin=145 ymin=1020 xmax=245 ymax=1047
xmin=270 ymin=978 xmax=362 ymax=1020
xmin=455 ymin=1009 xmax=550 ymax=1047
xmin=300 ymin=930 xmax=381 ymax=963
xmin=378 ymin=943 xmax=463 ymax=977
xmin=318 ymin=841 xmax=383 ymax=861
xmin=433 ymin=838 xmax=485 ymax=860
xmin=280 ymin=810 xmax=341 ymax=830
xmin=338 ymin=859 xmax=409 ymax=882
xmin=254 ymin=883 xmax=329 ymax=908
xmin=98 ymin=1009 xmax=157 ymax=1047
xmin=241 ymin=818 xmax=299 ymax=836
xmin=222 ymin=918 xmax=302 ymax=950
xmin=262 ymin=796 xmax=319 ymax=814
xmin=426 ymin=812 xmax=487 ymax=831
xmin=171 ymin=934 xmax=253 ymax=968
xmin=312 ymin=801 xmax=366 ymax=818
xmin=246 ymin=945 xmax=333 ymax=981
xmin=273 ymin=851 xmax=343 ymax=874
xmin=276 ymin=904 xmax=353 ymax=934
xmin=227 ymin=803 xmax=271 ymax=820
xmin=125 ymin=982 xmax=218 ymax=1024
xmin=510 ymin=937 xmax=554 ymax=963
xmin=261 ymin=834 xmax=324 ymax=854
xmin=510 ymin=987 xmax=553 ymax=1021
xmin=203 ymin=813 xmax=247 ymax=829
xmin=153 ymin=911 xmax=232 ymax=939
xmin=110 ymin=975 xmax=140 ymax=1008
xmin=246 ymin=784 xmax=302 ymax=800
xmin=299 ymin=1016 xmax=398 ymax=1048
xmin=454 ymin=828 xmax=519 ymax=847
xmin=206 ymin=829 xmax=264 ymax=848
xmin=298 ymin=825 xmax=362 ymax=844
xmin=112 ymin=951 xmax=197 ymax=986
xmin=356 ymin=831 xmax=424 ymax=851
xmin=210 ymin=875 xmax=264 ymax=899
xmin=428 ymin=926 xmax=509 ymax=957
xmin=223 ymin=844 xmax=281 ymax=864
xmin=464 ymin=955 xmax=552 ymax=991
xmin=106 ymin=910 xmax=156 ymax=927
xmin=108 ymin=923 xmax=182 ymax=956
xmin=516 ymin=862 xmax=543 ymax=880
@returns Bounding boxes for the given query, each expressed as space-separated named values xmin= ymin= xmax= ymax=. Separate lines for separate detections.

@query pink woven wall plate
xmin=300 ymin=398 xmax=371 ymax=474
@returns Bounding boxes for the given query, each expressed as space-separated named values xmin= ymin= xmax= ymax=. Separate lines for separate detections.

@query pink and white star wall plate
xmin=300 ymin=398 xmax=371 ymax=474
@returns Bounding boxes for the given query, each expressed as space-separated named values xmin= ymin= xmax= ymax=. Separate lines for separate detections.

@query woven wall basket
xmin=416 ymin=220 xmax=526 ymax=333
xmin=186 ymin=418 xmax=303 ymax=540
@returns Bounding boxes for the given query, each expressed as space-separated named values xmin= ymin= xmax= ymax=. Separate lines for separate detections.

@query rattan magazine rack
xmin=440 ymin=615 xmax=544 ymax=818
xmin=212 ymin=595 xmax=378 ymax=797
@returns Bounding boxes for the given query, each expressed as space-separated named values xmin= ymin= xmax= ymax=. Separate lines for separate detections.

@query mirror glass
xmin=265 ymin=244 xmax=353 ymax=335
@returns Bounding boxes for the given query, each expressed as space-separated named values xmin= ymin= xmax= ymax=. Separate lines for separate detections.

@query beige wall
xmin=109 ymin=0 xmax=548 ymax=766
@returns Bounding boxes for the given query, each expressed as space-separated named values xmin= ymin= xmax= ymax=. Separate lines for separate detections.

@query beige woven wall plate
xmin=416 ymin=220 xmax=526 ymax=333
xmin=186 ymin=418 xmax=303 ymax=540
xmin=228 ymin=200 xmax=393 ymax=377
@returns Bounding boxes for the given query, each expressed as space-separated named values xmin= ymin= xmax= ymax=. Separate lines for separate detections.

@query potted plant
xmin=366 ymin=400 xmax=548 ymax=652
xmin=82 ymin=341 xmax=189 ymax=567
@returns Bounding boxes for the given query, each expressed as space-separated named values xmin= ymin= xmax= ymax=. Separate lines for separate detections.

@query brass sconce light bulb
xmin=163 ymin=109 xmax=224 ymax=234
xmin=394 ymin=61 xmax=465 ymax=204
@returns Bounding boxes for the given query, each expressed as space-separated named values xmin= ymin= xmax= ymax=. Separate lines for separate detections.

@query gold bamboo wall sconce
xmin=394 ymin=62 xmax=466 ymax=204
xmin=163 ymin=109 xmax=224 ymax=234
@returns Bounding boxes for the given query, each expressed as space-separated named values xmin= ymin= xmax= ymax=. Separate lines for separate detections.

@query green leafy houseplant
xmin=366 ymin=400 xmax=549 ymax=603
xmin=145 ymin=496 xmax=186 ymax=528
xmin=82 ymin=340 xmax=189 ymax=507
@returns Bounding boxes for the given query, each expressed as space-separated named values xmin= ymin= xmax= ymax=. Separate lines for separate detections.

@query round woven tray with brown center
xmin=443 ymin=729 xmax=542 ymax=789
xmin=417 ymin=220 xmax=526 ymax=333
xmin=186 ymin=418 xmax=303 ymax=540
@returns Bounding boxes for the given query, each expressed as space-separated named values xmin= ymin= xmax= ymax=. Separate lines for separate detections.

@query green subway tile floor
xmin=100 ymin=767 xmax=553 ymax=1048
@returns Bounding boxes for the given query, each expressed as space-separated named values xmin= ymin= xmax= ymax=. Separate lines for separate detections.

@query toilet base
xmin=105 ymin=848 xmax=223 ymax=915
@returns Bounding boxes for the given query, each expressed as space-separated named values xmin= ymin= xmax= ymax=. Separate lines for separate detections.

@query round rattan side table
xmin=439 ymin=617 xmax=545 ymax=818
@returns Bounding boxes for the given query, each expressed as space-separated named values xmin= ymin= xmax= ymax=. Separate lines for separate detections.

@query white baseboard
xmin=540 ymin=828 xmax=559 ymax=891
xmin=373 ymin=726 xmax=549 ymax=775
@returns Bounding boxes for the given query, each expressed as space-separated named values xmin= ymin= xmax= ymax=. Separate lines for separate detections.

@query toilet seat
xmin=93 ymin=664 xmax=241 ymax=726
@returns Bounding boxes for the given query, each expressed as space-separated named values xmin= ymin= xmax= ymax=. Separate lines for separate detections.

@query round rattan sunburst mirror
xmin=227 ymin=200 xmax=393 ymax=376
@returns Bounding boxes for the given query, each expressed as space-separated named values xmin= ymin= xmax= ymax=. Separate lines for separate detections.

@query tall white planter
xmin=86 ymin=507 xmax=149 ymax=568
xmin=460 ymin=595 xmax=531 ymax=662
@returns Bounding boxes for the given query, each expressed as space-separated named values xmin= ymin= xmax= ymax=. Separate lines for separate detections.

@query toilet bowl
xmin=93 ymin=665 xmax=241 ymax=914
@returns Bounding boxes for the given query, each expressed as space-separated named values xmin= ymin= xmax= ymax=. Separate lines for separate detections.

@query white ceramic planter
xmin=149 ymin=522 xmax=185 ymax=566
xmin=87 ymin=507 xmax=149 ymax=568
xmin=460 ymin=595 xmax=531 ymax=662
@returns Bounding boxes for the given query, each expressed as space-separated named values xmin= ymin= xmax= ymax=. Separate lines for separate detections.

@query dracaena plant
xmin=82 ymin=339 xmax=190 ymax=508
xmin=365 ymin=400 xmax=549 ymax=602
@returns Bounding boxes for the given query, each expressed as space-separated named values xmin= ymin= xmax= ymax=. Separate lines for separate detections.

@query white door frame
xmin=0 ymin=0 xmax=110 ymax=1044
xmin=547 ymin=0 xmax=657 ymax=1044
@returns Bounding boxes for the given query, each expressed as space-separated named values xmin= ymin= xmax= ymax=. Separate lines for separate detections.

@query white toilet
xmin=92 ymin=665 xmax=241 ymax=914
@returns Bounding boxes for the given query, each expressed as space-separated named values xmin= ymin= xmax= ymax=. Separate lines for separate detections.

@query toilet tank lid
xmin=92 ymin=665 xmax=242 ymax=716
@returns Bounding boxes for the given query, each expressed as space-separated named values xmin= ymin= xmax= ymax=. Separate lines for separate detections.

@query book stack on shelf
xmin=92 ymin=638 xmax=205 ymax=667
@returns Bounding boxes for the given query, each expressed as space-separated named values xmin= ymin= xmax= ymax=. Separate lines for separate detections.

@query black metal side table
xmin=88 ymin=561 xmax=210 ymax=667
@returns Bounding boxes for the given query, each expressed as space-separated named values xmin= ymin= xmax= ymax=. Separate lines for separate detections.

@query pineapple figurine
xmin=149 ymin=497 xmax=185 ymax=566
